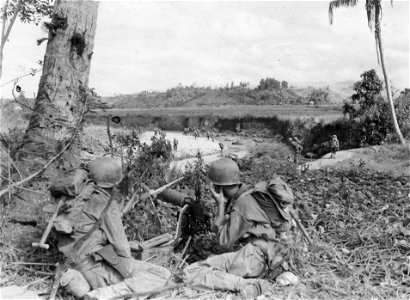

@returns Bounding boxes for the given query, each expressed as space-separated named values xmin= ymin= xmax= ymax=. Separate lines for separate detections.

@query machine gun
xmin=157 ymin=189 xmax=211 ymax=237
xmin=122 ymin=177 xmax=184 ymax=215
xmin=123 ymin=179 xmax=211 ymax=239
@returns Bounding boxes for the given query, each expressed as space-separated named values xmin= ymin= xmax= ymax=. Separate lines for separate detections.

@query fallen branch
xmin=12 ymin=262 xmax=56 ymax=266
xmin=108 ymin=283 xmax=188 ymax=300
xmin=0 ymin=176 xmax=47 ymax=194
xmin=166 ymin=235 xmax=192 ymax=285
xmin=0 ymin=137 xmax=73 ymax=198
xmin=21 ymin=267 xmax=54 ymax=276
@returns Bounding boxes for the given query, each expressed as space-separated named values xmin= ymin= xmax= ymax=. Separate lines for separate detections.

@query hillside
xmin=104 ymin=80 xmax=350 ymax=109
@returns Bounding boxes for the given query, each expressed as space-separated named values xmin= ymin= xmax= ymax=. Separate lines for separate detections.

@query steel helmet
xmin=208 ymin=158 xmax=240 ymax=186
xmin=88 ymin=157 xmax=123 ymax=188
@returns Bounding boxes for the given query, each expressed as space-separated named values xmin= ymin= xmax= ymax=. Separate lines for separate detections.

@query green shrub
xmin=0 ymin=127 xmax=25 ymax=159
xmin=342 ymin=69 xmax=409 ymax=145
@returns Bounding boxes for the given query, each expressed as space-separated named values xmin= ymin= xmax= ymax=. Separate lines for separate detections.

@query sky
xmin=1 ymin=0 xmax=409 ymax=98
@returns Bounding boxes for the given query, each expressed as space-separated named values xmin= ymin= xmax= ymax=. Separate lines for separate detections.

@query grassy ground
xmin=1 ymin=102 xmax=409 ymax=299
xmin=97 ymin=105 xmax=343 ymax=122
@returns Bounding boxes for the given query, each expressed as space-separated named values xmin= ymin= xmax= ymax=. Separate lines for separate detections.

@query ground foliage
xmin=171 ymin=152 xmax=410 ymax=299
xmin=1 ymin=129 xmax=409 ymax=299
xmin=246 ymin=155 xmax=410 ymax=299
xmin=118 ymin=132 xmax=176 ymax=241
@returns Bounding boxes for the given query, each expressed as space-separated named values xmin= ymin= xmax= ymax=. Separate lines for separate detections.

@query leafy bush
xmin=0 ymin=127 xmax=25 ymax=159
xmin=394 ymin=88 xmax=410 ymax=138
xmin=342 ymin=69 xmax=409 ymax=145
xmin=247 ymin=142 xmax=298 ymax=182
xmin=114 ymin=131 xmax=174 ymax=240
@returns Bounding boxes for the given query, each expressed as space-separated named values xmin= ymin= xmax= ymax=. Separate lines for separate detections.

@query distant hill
xmin=293 ymin=85 xmax=351 ymax=104
xmin=104 ymin=79 xmax=353 ymax=109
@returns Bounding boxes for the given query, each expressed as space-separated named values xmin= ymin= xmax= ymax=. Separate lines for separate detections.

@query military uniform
xmin=183 ymin=184 xmax=289 ymax=294
xmin=289 ymin=137 xmax=303 ymax=164
xmin=219 ymin=142 xmax=224 ymax=156
xmin=330 ymin=135 xmax=339 ymax=158
xmin=54 ymin=158 xmax=170 ymax=299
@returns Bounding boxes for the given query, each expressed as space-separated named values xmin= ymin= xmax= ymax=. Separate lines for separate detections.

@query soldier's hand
xmin=209 ymin=185 xmax=227 ymax=207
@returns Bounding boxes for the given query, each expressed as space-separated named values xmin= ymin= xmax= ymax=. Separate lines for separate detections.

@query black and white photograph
xmin=0 ymin=0 xmax=409 ymax=299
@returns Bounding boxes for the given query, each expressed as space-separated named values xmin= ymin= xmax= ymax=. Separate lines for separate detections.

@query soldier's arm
xmin=216 ymin=209 xmax=251 ymax=249
xmin=101 ymin=201 xmax=132 ymax=258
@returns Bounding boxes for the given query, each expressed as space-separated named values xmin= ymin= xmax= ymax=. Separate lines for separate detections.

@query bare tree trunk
xmin=375 ymin=13 xmax=406 ymax=145
xmin=15 ymin=0 xmax=99 ymax=195
xmin=0 ymin=0 xmax=23 ymax=80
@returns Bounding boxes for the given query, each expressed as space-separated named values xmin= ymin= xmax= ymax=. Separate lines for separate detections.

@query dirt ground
xmin=300 ymin=144 xmax=410 ymax=177
xmin=1 ymin=125 xmax=409 ymax=299
xmin=83 ymin=125 xmax=259 ymax=168
xmin=85 ymin=125 xmax=409 ymax=177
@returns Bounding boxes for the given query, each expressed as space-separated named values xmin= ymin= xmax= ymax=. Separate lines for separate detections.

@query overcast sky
xmin=1 ymin=0 xmax=409 ymax=98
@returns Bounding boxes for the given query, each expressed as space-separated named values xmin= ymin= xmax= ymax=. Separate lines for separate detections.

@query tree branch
xmin=1 ymin=0 xmax=23 ymax=52
xmin=1 ymin=70 xmax=38 ymax=87
xmin=1 ymin=0 xmax=9 ymax=44
xmin=0 ymin=93 xmax=88 ymax=198
xmin=11 ymin=81 xmax=34 ymax=111
xmin=0 ymin=145 xmax=22 ymax=180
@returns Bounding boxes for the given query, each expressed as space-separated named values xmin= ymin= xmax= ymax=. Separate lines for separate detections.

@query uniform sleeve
xmin=101 ymin=200 xmax=132 ymax=258
xmin=217 ymin=208 xmax=252 ymax=249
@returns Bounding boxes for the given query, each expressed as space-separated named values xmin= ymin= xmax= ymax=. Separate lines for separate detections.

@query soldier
xmin=219 ymin=142 xmax=224 ymax=156
xmin=182 ymin=158 xmax=294 ymax=298
xmin=206 ymin=130 xmax=210 ymax=140
xmin=194 ymin=129 xmax=199 ymax=140
xmin=173 ymin=138 xmax=178 ymax=151
xmin=288 ymin=137 xmax=303 ymax=164
xmin=329 ymin=134 xmax=340 ymax=158
xmin=53 ymin=157 xmax=170 ymax=299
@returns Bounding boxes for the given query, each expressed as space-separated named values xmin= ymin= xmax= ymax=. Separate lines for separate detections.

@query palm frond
xmin=365 ymin=0 xmax=383 ymax=30
xmin=366 ymin=0 xmax=375 ymax=29
xmin=329 ymin=0 xmax=359 ymax=24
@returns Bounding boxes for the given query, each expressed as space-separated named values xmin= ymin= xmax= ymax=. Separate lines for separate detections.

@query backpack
xmin=49 ymin=168 xmax=90 ymax=198
xmin=49 ymin=168 xmax=96 ymax=234
xmin=251 ymin=176 xmax=294 ymax=229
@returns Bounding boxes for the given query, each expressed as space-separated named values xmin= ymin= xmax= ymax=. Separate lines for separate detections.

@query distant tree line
xmin=106 ymin=77 xmax=337 ymax=109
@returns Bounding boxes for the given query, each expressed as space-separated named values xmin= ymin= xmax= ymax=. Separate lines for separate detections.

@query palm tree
xmin=329 ymin=0 xmax=406 ymax=145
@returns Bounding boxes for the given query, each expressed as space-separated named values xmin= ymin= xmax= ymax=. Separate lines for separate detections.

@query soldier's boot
xmin=237 ymin=279 xmax=272 ymax=299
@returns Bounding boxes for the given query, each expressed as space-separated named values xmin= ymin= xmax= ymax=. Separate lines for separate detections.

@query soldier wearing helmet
xmin=53 ymin=157 xmax=170 ymax=299
xmin=182 ymin=158 xmax=294 ymax=298
xmin=329 ymin=134 xmax=340 ymax=158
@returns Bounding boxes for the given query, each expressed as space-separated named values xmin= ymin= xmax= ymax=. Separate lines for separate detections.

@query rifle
xmin=122 ymin=177 xmax=184 ymax=215
xmin=288 ymin=209 xmax=313 ymax=246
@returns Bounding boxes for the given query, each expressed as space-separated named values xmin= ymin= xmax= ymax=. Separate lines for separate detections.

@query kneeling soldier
xmin=53 ymin=157 xmax=170 ymax=299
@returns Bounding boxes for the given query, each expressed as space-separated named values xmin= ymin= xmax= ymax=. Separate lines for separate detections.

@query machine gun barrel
xmin=157 ymin=189 xmax=192 ymax=207
xmin=158 ymin=189 xmax=209 ymax=223
xmin=122 ymin=177 xmax=184 ymax=214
